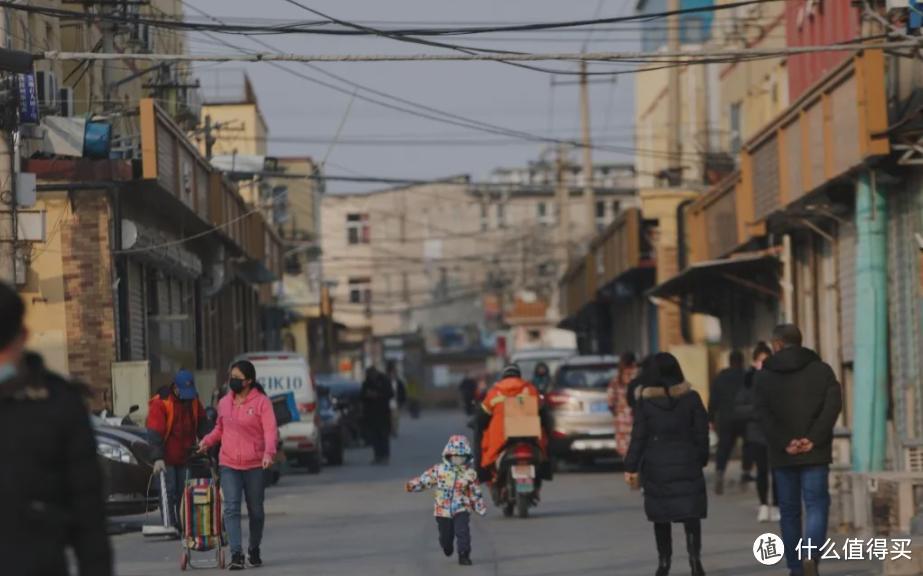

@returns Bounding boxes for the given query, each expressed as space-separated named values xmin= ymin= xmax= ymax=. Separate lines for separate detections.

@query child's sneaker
xmin=459 ymin=554 xmax=472 ymax=566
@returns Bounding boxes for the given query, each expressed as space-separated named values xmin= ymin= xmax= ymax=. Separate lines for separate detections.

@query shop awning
xmin=648 ymin=252 xmax=780 ymax=315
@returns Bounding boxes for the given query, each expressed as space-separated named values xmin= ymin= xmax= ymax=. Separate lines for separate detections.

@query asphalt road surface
xmin=111 ymin=411 xmax=878 ymax=575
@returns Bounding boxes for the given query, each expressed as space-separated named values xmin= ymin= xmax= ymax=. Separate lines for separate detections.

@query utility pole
xmin=554 ymin=144 xmax=571 ymax=268
xmin=204 ymin=114 xmax=215 ymax=160
xmin=667 ymin=0 xmax=682 ymax=186
xmin=101 ymin=2 xmax=115 ymax=112
xmin=579 ymin=60 xmax=595 ymax=236
xmin=0 ymin=8 xmax=12 ymax=283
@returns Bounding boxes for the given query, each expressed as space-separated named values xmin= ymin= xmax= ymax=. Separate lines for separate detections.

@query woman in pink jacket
xmin=200 ymin=360 xmax=278 ymax=571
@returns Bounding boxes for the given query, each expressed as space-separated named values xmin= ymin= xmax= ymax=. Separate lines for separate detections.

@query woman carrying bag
xmin=200 ymin=361 xmax=278 ymax=571
xmin=624 ymin=353 xmax=709 ymax=576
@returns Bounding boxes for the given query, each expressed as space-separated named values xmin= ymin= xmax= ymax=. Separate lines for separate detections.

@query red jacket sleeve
xmin=145 ymin=398 xmax=168 ymax=444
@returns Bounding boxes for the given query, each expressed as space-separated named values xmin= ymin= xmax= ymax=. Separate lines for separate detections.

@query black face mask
xmin=228 ymin=378 xmax=245 ymax=394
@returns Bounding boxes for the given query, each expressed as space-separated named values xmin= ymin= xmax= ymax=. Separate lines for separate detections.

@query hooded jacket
xmin=754 ymin=346 xmax=842 ymax=468
xmin=201 ymin=387 xmax=278 ymax=471
xmin=625 ymin=381 xmax=709 ymax=523
xmin=407 ymin=435 xmax=488 ymax=518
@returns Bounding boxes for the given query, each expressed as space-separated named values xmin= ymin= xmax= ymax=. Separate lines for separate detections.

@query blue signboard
xmin=17 ymin=73 xmax=38 ymax=124
xmin=910 ymin=0 xmax=922 ymax=31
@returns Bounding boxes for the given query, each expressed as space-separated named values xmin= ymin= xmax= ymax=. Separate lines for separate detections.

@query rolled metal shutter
xmin=837 ymin=221 xmax=856 ymax=364
xmin=887 ymin=188 xmax=922 ymax=444
xmin=127 ymin=261 xmax=146 ymax=361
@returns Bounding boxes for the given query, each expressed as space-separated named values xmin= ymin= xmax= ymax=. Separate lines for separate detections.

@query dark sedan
xmin=315 ymin=374 xmax=364 ymax=448
xmin=92 ymin=417 xmax=158 ymax=516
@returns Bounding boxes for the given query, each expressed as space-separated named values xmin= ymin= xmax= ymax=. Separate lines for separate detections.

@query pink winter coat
xmin=202 ymin=388 xmax=278 ymax=470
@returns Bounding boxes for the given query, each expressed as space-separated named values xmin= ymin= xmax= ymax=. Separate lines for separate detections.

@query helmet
xmin=501 ymin=364 xmax=522 ymax=379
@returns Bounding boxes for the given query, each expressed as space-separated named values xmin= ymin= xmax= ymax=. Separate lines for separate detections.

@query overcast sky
xmin=185 ymin=0 xmax=639 ymax=193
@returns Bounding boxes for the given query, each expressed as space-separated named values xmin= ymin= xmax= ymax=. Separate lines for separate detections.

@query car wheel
xmin=306 ymin=452 xmax=322 ymax=474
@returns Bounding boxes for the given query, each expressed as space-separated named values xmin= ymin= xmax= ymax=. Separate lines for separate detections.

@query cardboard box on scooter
xmin=503 ymin=395 xmax=541 ymax=439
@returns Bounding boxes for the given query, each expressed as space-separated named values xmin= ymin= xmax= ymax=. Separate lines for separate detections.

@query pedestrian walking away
xmin=199 ymin=360 xmax=279 ymax=570
xmin=406 ymin=435 xmax=488 ymax=566
xmin=0 ymin=281 xmax=112 ymax=576
xmin=732 ymin=342 xmax=780 ymax=523
xmin=755 ymin=324 xmax=842 ymax=576
xmin=709 ymin=349 xmax=752 ymax=494
xmin=361 ymin=366 xmax=394 ymax=464
xmin=624 ymin=352 xmax=709 ymax=576
xmin=459 ymin=372 xmax=477 ymax=415
xmin=607 ymin=351 xmax=638 ymax=458
xmin=386 ymin=360 xmax=407 ymax=438
xmin=146 ymin=369 xmax=209 ymax=532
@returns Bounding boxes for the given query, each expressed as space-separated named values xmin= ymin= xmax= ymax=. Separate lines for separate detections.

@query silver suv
xmin=547 ymin=355 xmax=620 ymax=463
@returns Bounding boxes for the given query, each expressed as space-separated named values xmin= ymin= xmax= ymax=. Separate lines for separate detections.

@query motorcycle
xmin=491 ymin=438 xmax=543 ymax=518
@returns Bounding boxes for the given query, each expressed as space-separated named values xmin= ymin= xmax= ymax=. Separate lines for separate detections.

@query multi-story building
xmin=321 ymin=154 xmax=636 ymax=369
xmin=3 ymin=3 xmax=281 ymax=411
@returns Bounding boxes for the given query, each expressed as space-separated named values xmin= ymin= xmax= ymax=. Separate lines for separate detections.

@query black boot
xmin=654 ymin=523 xmax=672 ymax=576
xmin=685 ymin=522 xmax=705 ymax=576
xmin=655 ymin=555 xmax=671 ymax=576
xmin=458 ymin=553 xmax=472 ymax=566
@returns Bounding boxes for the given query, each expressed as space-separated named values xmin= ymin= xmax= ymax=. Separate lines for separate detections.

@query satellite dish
xmin=121 ymin=219 xmax=139 ymax=250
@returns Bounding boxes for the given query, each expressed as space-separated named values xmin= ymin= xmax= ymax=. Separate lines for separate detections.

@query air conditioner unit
xmin=35 ymin=71 xmax=58 ymax=111
xmin=58 ymin=86 xmax=74 ymax=117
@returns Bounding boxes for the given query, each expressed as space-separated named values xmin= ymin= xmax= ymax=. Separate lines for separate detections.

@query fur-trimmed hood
xmin=635 ymin=381 xmax=693 ymax=402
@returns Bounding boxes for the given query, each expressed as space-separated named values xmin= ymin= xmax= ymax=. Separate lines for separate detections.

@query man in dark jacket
xmin=708 ymin=349 xmax=752 ymax=494
xmin=755 ymin=324 xmax=842 ymax=576
xmin=361 ymin=366 xmax=394 ymax=464
xmin=0 ymin=282 xmax=112 ymax=576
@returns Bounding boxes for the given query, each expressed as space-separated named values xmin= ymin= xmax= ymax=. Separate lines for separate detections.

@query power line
xmin=40 ymin=42 xmax=921 ymax=63
xmin=0 ymin=0 xmax=786 ymax=38
xmin=184 ymin=2 xmax=643 ymax=155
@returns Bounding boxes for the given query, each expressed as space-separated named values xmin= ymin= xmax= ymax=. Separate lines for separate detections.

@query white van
xmin=232 ymin=352 xmax=323 ymax=473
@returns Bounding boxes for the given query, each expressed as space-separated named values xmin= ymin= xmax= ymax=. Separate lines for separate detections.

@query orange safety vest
xmin=480 ymin=377 xmax=542 ymax=469
xmin=152 ymin=394 xmax=201 ymax=443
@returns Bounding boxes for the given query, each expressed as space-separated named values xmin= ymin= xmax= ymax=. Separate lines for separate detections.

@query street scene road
xmin=110 ymin=411 xmax=876 ymax=576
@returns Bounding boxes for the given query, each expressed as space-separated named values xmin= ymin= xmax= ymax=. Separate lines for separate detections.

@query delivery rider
xmin=475 ymin=364 xmax=551 ymax=484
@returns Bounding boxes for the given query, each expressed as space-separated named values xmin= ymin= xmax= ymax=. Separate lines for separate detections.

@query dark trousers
xmin=368 ymin=414 xmax=391 ymax=461
xmin=715 ymin=421 xmax=752 ymax=473
xmin=654 ymin=519 xmax=701 ymax=558
xmin=437 ymin=512 xmax=471 ymax=556
xmin=748 ymin=442 xmax=777 ymax=506
xmin=161 ymin=465 xmax=188 ymax=529
xmin=774 ymin=465 xmax=830 ymax=574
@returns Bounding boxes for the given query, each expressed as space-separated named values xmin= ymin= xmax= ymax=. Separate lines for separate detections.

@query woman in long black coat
xmin=624 ymin=352 xmax=709 ymax=576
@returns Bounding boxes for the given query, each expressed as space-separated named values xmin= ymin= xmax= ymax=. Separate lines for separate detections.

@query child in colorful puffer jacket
xmin=405 ymin=435 xmax=487 ymax=566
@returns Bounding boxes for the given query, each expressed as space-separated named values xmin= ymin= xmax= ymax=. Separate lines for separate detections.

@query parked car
xmin=546 ymin=355 xmax=620 ymax=464
xmin=315 ymin=374 xmax=364 ymax=447
xmin=511 ymin=347 xmax=577 ymax=392
xmin=233 ymin=352 xmax=323 ymax=474
xmin=316 ymin=386 xmax=346 ymax=466
xmin=92 ymin=416 xmax=158 ymax=516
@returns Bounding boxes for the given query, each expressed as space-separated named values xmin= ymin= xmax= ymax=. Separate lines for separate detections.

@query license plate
xmin=511 ymin=465 xmax=535 ymax=480
xmin=590 ymin=401 xmax=610 ymax=414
